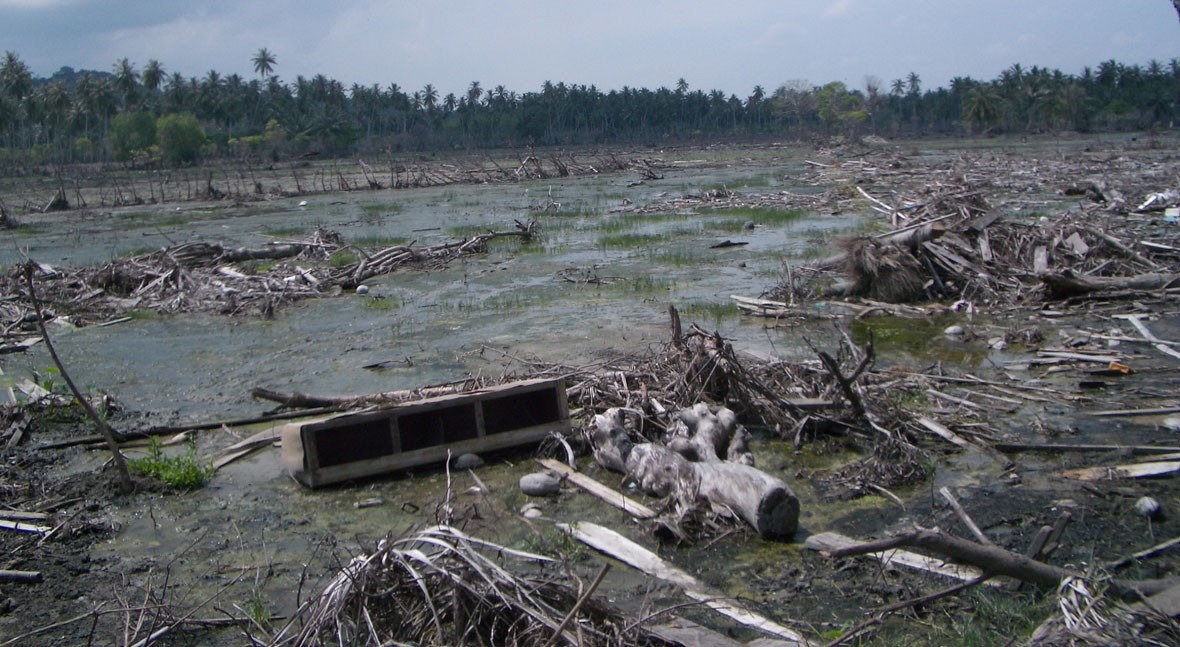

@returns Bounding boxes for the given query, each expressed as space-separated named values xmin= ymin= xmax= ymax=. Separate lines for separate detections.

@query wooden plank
xmin=0 ymin=510 xmax=50 ymax=522
xmin=647 ymin=617 xmax=744 ymax=647
xmin=558 ymin=522 xmax=816 ymax=646
xmin=1115 ymin=314 xmax=1180 ymax=361
xmin=0 ymin=518 xmax=50 ymax=534
xmin=1133 ymin=581 xmax=1180 ymax=617
xmin=1061 ymin=461 xmax=1180 ymax=481
xmin=978 ymin=230 xmax=993 ymax=263
xmin=1089 ymin=406 xmax=1180 ymax=418
xmin=805 ymin=531 xmax=992 ymax=584
xmin=915 ymin=416 xmax=971 ymax=449
xmin=1033 ymin=245 xmax=1049 ymax=274
xmin=537 ymin=459 xmax=656 ymax=519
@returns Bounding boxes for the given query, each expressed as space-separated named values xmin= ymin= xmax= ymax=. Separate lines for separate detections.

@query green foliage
xmin=128 ymin=437 xmax=214 ymax=489
xmin=110 ymin=111 xmax=156 ymax=162
xmin=361 ymin=296 xmax=399 ymax=311
xmin=328 ymin=250 xmax=358 ymax=267
xmin=155 ymin=113 xmax=206 ymax=165
xmin=244 ymin=586 xmax=271 ymax=629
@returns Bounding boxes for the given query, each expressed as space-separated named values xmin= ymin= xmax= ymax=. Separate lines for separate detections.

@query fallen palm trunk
xmin=591 ymin=406 xmax=800 ymax=540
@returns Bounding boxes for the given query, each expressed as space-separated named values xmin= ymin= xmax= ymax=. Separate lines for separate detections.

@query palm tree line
xmin=1 ymin=48 xmax=1177 ymax=167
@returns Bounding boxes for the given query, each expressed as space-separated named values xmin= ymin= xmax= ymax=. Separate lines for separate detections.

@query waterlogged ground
xmin=4 ymin=138 xmax=1179 ymax=645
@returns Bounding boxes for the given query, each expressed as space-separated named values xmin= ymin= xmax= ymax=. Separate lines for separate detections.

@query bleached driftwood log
xmin=591 ymin=406 xmax=799 ymax=540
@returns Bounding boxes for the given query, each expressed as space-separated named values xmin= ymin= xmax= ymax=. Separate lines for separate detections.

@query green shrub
xmin=129 ymin=437 xmax=214 ymax=489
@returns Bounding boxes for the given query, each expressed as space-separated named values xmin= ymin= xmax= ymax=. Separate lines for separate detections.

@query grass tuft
xmin=129 ymin=437 xmax=215 ymax=489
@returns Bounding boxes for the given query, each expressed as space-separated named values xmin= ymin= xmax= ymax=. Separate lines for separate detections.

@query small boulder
xmin=520 ymin=472 xmax=561 ymax=497
xmin=452 ymin=453 xmax=485 ymax=470
xmin=355 ymin=284 xmax=370 ymax=294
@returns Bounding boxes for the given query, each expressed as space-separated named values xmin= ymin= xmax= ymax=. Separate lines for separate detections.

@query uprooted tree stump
xmin=592 ymin=405 xmax=800 ymax=540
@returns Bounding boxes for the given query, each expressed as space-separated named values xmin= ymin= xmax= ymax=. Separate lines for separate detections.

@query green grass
xmin=598 ymin=232 xmax=665 ymax=249
xmin=708 ymin=206 xmax=807 ymax=225
xmin=678 ymin=300 xmax=737 ymax=324
xmin=361 ymin=296 xmax=400 ymax=311
xmin=328 ymin=250 xmax=358 ymax=268
xmin=359 ymin=203 xmax=403 ymax=216
xmin=128 ymin=437 xmax=215 ymax=490
xmin=261 ymin=225 xmax=312 ymax=238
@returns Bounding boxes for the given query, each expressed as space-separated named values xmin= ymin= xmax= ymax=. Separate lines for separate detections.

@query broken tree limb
xmin=805 ymin=531 xmax=991 ymax=584
xmin=1041 ymin=270 xmax=1180 ymax=298
xmin=0 ymin=570 xmax=42 ymax=584
xmin=251 ymin=378 xmax=479 ymax=410
xmin=813 ymin=525 xmax=1180 ymax=598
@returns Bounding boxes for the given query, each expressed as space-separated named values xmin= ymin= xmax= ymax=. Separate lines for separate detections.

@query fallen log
xmin=0 ymin=569 xmax=42 ymax=584
xmin=592 ymin=406 xmax=799 ymax=539
xmin=1041 ymin=270 xmax=1180 ymax=298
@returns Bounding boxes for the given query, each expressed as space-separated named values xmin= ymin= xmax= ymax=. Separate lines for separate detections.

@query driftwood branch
xmin=24 ymin=263 xmax=133 ymax=492
xmin=1041 ymin=270 xmax=1180 ymax=298
xmin=818 ymin=525 xmax=1180 ymax=598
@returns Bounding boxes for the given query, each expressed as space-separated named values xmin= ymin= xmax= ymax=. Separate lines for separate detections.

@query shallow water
xmin=4 ymin=154 xmax=865 ymax=423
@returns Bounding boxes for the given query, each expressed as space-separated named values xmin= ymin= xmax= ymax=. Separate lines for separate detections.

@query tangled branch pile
xmin=269 ymin=525 xmax=671 ymax=647
xmin=0 ymin=221 xmax=537 ymax=341
xmin=767 ymin=146 xmax=1180 ymax=309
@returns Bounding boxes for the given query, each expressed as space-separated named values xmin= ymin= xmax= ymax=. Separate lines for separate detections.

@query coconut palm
xmin=253 ymin=48 xmax=276 ymax=79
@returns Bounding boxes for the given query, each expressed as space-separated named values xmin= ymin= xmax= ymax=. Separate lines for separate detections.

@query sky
xmin=1 ymin=0 xmax=1177 ymax=99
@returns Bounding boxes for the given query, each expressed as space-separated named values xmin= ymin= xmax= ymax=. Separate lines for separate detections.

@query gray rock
xmin=1162 ymin=416 xmax=1180 ymax=432
xmin=520 ymin=472 xmax=561 ymax=497
xmin=1136 ymin=496 xmax=1162 ymax=520
xmin=944 ymin=325 xmax=965 ymax=336
xmin=452 ymin=453 xmax=485 ymax=470
xmin=355 ymin=284 xmax=370 ymax=294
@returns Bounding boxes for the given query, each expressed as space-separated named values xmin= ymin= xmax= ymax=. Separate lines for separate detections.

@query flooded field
xmin=4 ymin=136 xmax=1180 ymax=645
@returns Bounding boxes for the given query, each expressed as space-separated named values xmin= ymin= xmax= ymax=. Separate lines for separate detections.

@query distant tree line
xmin=1 ymin=49 xmax=1177 ymax=168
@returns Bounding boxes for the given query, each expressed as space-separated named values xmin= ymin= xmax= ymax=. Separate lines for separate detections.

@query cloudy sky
xmin=2 ymin=0 xmax=1177 ymax=97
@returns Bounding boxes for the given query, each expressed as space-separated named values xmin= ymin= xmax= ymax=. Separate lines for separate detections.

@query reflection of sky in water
xmin=5 ymin=160 xmax=864 ymax=424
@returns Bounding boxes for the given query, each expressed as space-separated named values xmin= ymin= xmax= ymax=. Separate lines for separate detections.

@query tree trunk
xmin=1042 ymin=270 xmax=1180 ymax=298
xmin=592 ymin=406 xmax=800 ymax=539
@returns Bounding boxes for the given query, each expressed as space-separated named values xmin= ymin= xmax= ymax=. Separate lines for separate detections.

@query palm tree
xmin=113 ymin=57 xmax=139 ymax=109
xmin=142 ymin=60 xmax=164 ymax=94
xmin=905 ymin=72 xmax=921 ymax=96
xmin=420 ymin=83 xmax=438 ymax=113
xmin=253 ymin=48 xmax=276 ymax=79
xmin=962 ymin=84 xmax=1000 ymax=134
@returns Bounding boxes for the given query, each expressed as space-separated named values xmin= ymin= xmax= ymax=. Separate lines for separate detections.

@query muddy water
xmin=3 ymin=149 xmax=1042 ymax=637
